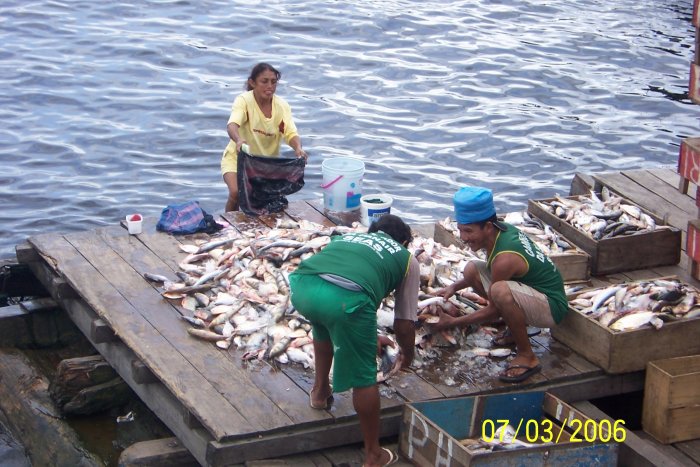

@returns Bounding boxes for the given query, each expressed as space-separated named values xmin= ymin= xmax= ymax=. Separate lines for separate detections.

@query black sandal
xmin=492 ymin=327 xmax=541 ymax=347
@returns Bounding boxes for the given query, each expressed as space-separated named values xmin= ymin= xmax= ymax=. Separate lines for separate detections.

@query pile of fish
xmin=438 ymin=211 xmax=582 ymax=256
xmin=144 ymin=217 xmax=513 ymax=382
xmin=569 ymin=278 xmax=700 ymax=331
xmin=533 ymin=189 xmax=662 ymax=240
xmin=145 ymin=218 xmax=355 ymax=371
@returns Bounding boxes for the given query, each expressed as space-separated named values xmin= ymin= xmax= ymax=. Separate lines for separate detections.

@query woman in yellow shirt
xmin=221 ymin=63 xmax=307 ymax=212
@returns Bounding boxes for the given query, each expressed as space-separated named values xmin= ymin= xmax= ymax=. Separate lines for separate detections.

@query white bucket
xmin=321 ymin=157 xmax=364 ymax=211
xmin=360 ymin=194 xmax=393 ymax=226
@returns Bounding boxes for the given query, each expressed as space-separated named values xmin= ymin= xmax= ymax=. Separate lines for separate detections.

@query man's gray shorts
xmin=473 ymin=260 xmax=555 ymax=328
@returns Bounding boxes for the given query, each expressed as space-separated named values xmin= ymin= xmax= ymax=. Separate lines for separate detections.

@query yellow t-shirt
xmin=221 ymin=91 xmax=299 ymax=174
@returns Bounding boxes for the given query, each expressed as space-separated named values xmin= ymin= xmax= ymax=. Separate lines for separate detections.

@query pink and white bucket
xmin=321 ymin=157 xmax=364 ymax=211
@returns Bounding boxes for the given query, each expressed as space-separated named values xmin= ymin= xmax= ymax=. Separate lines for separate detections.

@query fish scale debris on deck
xmin=144 ymin=215 xmax=529 ymax=384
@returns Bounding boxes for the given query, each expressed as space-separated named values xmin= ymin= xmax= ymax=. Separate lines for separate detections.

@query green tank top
xmin=292 ymin=232 xmax=412 ymax=308
xmin=487 ymin=223 xmax=568 ymax=324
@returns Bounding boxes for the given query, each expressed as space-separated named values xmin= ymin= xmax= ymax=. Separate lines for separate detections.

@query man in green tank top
xmin=289 ymin=214 xmax=419 ymax=467
xmin=433 ymin=187 xmax=568 ymax=383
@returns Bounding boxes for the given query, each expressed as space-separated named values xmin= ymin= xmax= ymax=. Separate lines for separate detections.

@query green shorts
xmin=289 ymin=273 xmax=377 ymax=393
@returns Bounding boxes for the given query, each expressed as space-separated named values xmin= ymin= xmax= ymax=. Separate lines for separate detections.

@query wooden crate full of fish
xmin=527 ymin=192 xmax=681 ymax=275
xmin=434 ymin=212 xmax=591 ymax=282
xmin=553 ymin=277 xmax=700 ymax=374
xmin=399 ymin=390 xmax=618 ymax=466
xmin=643 ymin=355 xmax=700 ymax=444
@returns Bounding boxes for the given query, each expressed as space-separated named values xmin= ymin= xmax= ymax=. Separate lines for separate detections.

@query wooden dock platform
xmin=14 ymin=168 xmax=699 ymax=466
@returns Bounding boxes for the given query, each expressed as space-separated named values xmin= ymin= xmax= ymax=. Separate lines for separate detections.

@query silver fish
xmin=196 ymin=237 xmax=237 ymax=254
xmin=181 ymin=315 xmax=206 ymax=328
xmin=268 ymin=336 xmax=292 ymax=359
xmin=609 ymin=311 xmax=657 ymax=331
xmin=143 ymin=272 xmax=170 ymax=283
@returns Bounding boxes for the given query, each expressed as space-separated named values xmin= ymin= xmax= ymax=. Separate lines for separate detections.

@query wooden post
xmin=678 ymin=138 xmax=700 ymax=209
xmin=118 ymin=438 xmax=198 ymax=467
xmin=49 ymin=354 xmax=132 ymax=415
xmin=0 ymin=349 xmax=103 ymax=466
xmin=691 ymin=63 xmax=700 ymax=106
xmin=131 ymin=359 xmax=160 ymax=385
xmin=688 ymin=220 xmax=700 ymax=280
xmin=694 ymin=0 xmax=700 ymax=28
xmin=91 ymin=318 xmax=118 ymax=344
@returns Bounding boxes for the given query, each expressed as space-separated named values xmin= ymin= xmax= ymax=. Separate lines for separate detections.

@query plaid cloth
xmin=156 ymin=200 xmax=222 ymax=235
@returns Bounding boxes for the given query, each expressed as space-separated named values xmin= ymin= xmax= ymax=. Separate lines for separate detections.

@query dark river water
xmin=0 ymin=1 xmax=698 ymax=461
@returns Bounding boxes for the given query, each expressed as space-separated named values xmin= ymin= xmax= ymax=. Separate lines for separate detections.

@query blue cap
xmin=453 ymin=186 xmax=497 ymax=224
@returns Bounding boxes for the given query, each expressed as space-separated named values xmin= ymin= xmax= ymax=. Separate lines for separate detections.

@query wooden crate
xmin=643 ymin=355 xmax=700 ymax=444
xmin=552 ymin=283 xmax=700 ymax=374
xmin=399 ymin=390 xmax=618 ymax=466
xmin=433 ymin=220 xmax=590 ymax=283
xmin=527 ymin=196 xmax=681 ymax=276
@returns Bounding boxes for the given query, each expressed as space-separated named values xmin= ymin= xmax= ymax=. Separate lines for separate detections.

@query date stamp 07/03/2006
xmin=482 ymin=418 xmax=627 ymax=444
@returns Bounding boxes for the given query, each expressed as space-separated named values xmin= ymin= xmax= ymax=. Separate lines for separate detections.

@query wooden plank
xmin=117 ymin=215 xmax=193 ymax=273
xmin=28 ymin=231 xmax=250 ymax=441
xmin=592 ymin=171 xmax=690 ymax=232
xmin=527 ymin=335 xmax=584 ymax=382
xmin=257 ymin=211 xmax=295 ymax=228
xmin=221 ymin=211 xmax=269 ymax=231
xmin=548 ymin=372 xmax=645 ymax=403
xmin=118 ymin=437 xmax=200 ymax=467
xmin=207 ymin=409 xmax=403 ymax=466
xmin=574 ymin=401 xmax=695 ymax=467
xmin=388 ymin=370 xmax=445 ymax=402
xmin=284 ymin=200 xmax=336 ymax=228
xmin=307 ymin=198 xmax=362 ymax=227
xmin=531 ymin=332 xmax=602 ymax=376
xmin=246 ymin=451 xmax=331 ymax=466
xmin=314 ymin=444 xmax=365 ymax=466
xmin=569 ymin=172 xmax=595 ymax=196
xmin=100 ymin=226 xmax=333 ymax=427
xmin=93 ymin=226 xmax=328 ymax=428
xmin=275 ymin=363 xmax=360 ymax=419
xmin=634 ymin=431 xmax=699 ymax=467
xmin=25 ymin=257 xmax=214 ymax=466
xmin=675 ymin=439 xmax=700 ymax=465
xmin=650 ymin=168 xmax=698 ymax=199
xmin=622 ymin=169 xmax=696 ymax=217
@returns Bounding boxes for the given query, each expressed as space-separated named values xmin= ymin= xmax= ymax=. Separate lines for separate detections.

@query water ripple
xmin=0 ymin=0 xmax=697 ymax=257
